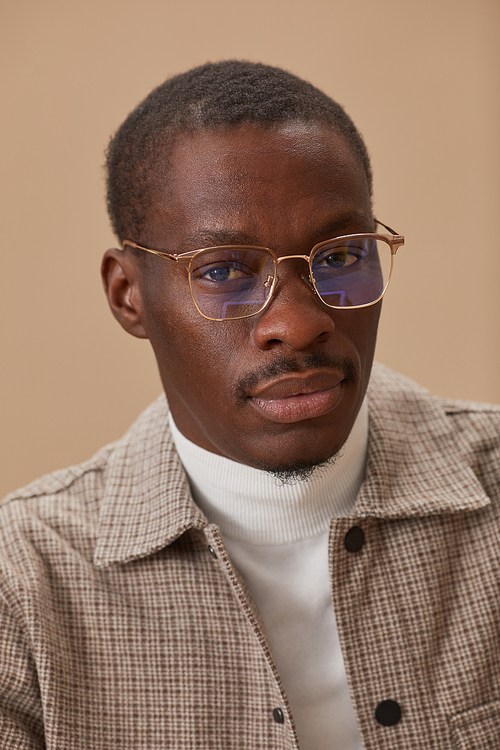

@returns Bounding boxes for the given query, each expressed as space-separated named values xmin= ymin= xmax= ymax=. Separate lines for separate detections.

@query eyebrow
xmin=311 ymin=213 xmax=374 ymax=241
xmin=179 ymin=230 xmax=257 ymax=251
xmin=179 ymin=212 xmax=372 ymax=251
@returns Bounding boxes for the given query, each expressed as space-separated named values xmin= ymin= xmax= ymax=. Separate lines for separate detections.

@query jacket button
xmin=375 ymin=700 xmax=401 ymax=726
xmin=207 ymin=545 xmax=218 ymax=559
xmin=273 ymin=707 xmax=285 ymax=724
xmin=344 ymin=526 xmax=365 ymax=553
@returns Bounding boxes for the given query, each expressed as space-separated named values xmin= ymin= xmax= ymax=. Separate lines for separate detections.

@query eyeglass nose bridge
xmin=271 ymin=253 xmax=318 ymax=296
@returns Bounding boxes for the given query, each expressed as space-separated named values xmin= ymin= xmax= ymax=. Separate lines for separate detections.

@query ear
xmin=101 ymin=248 xmax=149 ymax=339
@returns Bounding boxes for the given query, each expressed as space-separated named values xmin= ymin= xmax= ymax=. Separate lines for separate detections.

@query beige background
xmin=1 ymin=0 xmax=499 ymax=497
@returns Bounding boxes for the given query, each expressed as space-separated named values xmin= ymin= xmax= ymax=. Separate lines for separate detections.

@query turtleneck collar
xmin=168 ymin=400 xmax=368 ymax=545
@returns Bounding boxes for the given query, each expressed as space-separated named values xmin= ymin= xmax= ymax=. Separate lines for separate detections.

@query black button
xmin=273 ymin=707 xmax=285 ymax=724
xmin=344 ymin=526 xmax=365 ymax=553
xmin=375 ymin=700 xmax=401 ymax=726
xmin=208 ymin=545 xmax=218 ymax=559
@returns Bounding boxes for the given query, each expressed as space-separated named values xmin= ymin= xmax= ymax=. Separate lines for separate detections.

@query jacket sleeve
xmin=0 ymin=593 xmax=45 ymax=749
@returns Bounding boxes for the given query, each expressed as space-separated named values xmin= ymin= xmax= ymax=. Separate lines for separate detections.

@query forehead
xmin=144 ymin=122 xmax=372 ymax=248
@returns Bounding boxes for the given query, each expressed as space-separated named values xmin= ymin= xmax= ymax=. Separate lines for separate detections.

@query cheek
xmin=141 ymin=274 xmax=246 ymax=399
xmin=139 ymin=268 xmax=197 ymax=372
xmin=139 ymin=261 xmax=193 ymax=339
xmin=340 ymin=304 xmax=381 ymax=370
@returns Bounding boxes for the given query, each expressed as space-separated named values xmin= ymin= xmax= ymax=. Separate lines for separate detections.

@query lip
xmin=248 ymin=372 xmax=343 ymax=423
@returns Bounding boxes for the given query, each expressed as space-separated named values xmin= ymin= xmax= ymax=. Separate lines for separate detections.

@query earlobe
xmin=101 ymin=249 xmax=149 ymax=339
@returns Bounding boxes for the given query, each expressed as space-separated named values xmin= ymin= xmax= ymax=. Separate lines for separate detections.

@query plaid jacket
xmin=1 ymin=363 xmax=499 ymax=749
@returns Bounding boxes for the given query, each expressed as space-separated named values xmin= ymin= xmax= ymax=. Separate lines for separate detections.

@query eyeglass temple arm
xmin=121 ymin=240 xmax=191 ymax=262
xmin=374 ymin=218 xmax=405 ymax=253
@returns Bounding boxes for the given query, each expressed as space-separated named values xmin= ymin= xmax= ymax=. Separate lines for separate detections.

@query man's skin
xmin=102 ymin=121 xmax=381 ymax=474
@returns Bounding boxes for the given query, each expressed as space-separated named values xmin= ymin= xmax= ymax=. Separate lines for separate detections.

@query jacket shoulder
xmin=369 ymin=363 xmax=500 ymax=488
xmin=370 ymin=362 xmax=500 ymax=421
xmin=2 ymin=395 xmax=169 ymax=508
xmin=2 ymin=443 xmax=112 ymax=507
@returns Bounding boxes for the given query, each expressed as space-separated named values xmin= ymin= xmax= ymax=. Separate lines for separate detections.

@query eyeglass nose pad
xmin=264 ymin=275 xmax=274 ymax=288
xmin=300 ymin=271 xmax=317 ymax=295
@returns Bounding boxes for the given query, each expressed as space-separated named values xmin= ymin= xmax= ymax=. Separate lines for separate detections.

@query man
xmin=1 ymin=61 xmax=499 ymax=750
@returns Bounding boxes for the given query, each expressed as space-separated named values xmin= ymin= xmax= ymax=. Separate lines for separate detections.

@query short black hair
xmin=105 ymin=60 xmax=373 ymax=243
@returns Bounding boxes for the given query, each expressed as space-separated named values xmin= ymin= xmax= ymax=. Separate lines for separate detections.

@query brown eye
xmin=314 ymin=246 xmax=360 ymax=269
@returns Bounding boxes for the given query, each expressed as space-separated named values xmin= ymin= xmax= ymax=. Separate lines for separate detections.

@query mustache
xmin=234 ymin=353 xmax=357 ymax=403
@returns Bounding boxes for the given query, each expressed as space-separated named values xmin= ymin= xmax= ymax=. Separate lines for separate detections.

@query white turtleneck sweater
xmin=169 ymin=403 xmax=368 ymax=750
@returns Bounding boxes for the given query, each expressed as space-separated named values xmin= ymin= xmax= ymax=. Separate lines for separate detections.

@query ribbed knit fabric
xmin=168 ymin=399 xmax=368 ymax=545
xmin=169 ymin=402 xmax=368 ymax=750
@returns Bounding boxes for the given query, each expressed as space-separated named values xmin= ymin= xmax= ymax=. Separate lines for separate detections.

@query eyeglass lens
xmin=188 ymin=238 xmax=392 ymax=320
xmin=310 ymin=237 xmax=391 ymax=309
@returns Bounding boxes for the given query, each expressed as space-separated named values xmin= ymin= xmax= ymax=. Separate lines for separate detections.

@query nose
xmin=252 ymin=263 xmax=336 ymax=352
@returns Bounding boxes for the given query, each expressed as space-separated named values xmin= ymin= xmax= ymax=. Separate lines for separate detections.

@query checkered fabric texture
xmin=1 ymin=362 xmax=500 ymax=749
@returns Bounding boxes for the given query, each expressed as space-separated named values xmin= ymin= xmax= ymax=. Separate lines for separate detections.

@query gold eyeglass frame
xmin=121 ymin=219 xmax=404 ymax=321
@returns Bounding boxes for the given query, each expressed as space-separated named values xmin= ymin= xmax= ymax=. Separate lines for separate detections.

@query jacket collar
xmin=94 ymin=364 xmax=491 ymax=566
xmin=94 ymin=396 xmax=207 ymax=567
xmin=355 ymin=363 xmax=491 ymax=518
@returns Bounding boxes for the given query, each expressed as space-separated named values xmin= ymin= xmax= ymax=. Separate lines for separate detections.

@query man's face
xmin=118 ymin=122 xmax=380 ymax=474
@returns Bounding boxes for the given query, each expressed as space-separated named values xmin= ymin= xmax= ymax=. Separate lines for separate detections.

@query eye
xmin=315 ymin=246 xmax=361 ymax=269
xmin=193 ymin=260 xmax=257 ymax=287
xmin=203 ymin=264 xmax=238 ymax=282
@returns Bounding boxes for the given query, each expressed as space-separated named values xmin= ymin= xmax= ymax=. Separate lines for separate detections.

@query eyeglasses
xmin=122 ymin=220 xmax=404 ymax=321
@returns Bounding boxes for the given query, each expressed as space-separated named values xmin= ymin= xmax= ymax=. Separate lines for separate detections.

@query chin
xmin=251 ymin=450 xmax=340 ymax=485
xmin=237 ymin=416 xmax=351 ymax=475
